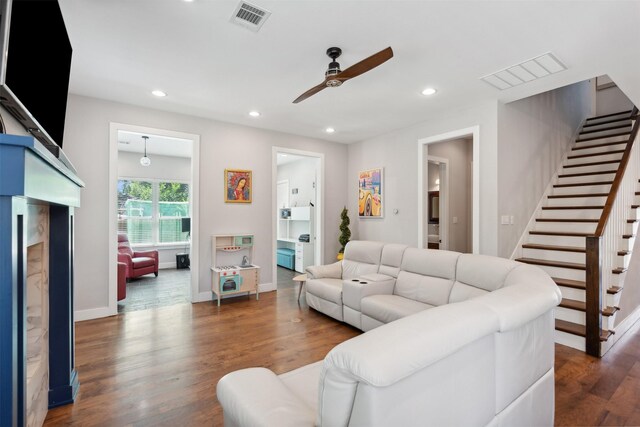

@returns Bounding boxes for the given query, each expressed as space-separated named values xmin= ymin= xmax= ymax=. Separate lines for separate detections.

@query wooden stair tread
xmin=618 ymin=250 xmax=631 ymax=256
xmin=576 ymin=132 xmax=631 ymax=143
xmin=579 ymin=123 xmax=632 ymax=135
xmin=555 ymin=319 xmax=612 ymax=341
xmin=529 ymin=230 xmax=590 ymax=237
xmin=613 ymin=267 xmax=627 ymax=274
xmin=536 ymin=218 xmax=597 ymax=223
xmin=558 ymin=299 xmax=618 ymax=317
xmin=623 ymin=234 xmax=634 ymax=239
xmin=582 ymin=116 xmax=633 ymax=128
xmin=558 ymin=170 xmax=618 ymax=177
xmin=542 ymin=205 xmax=603 ymax=210
xmin=628 ymin=219 xmax=639 ymax=223
xmin=548 ymin=193 xmax=608 ymax=199
xmin=567 ymin=149 xmax=625 ymax=160
xmin=564 ymin=159 xmax=620 ymax=168
xmin=585 ymin=110 xmax=632 ymax=121
xmin=553 ymin=278 xmax=623 ymax=295
xmin=522 ymin=243 xmax=585 ymax=253
xmin=553 ymin=181 xmax=613 ymax=188
xmin=632 ymin=205 xmax=639 ymax=209
xmin=571 ymin=141 xmax=626 ymax=152
xmin=515 ymin=257 xmax=585 ymax=270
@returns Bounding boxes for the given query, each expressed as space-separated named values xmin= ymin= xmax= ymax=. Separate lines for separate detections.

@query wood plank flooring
xmin=45 ymin=286 xmax=640 ymax=426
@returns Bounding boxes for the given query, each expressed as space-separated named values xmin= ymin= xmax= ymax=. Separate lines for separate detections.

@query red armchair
xmin=117 ymin=262 xmax=127 ymax=301
xmin=117 ymin=233 xmax=159 ymax=280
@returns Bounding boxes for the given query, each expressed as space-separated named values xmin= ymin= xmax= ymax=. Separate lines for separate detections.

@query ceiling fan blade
xmin=293 ymin=81 xmax=328 ymax=103
xmin=337 ymin=47 xmax=393 ymax=81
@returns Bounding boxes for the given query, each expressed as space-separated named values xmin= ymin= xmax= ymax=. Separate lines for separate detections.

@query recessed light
xmin=421 ymin=87 xmax=437 ymax=96
xmin=152 ymin=90 xmax=167 ymax=97
xmin=249 ymin=111 xmax=261 ymax=117
xmin=183 ymin=0 xmax=194 ymax=2
xmin=325 ymin=127 xmax=335 ymax=133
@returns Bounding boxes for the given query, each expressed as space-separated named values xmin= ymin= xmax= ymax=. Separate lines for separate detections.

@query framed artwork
xmin=225 ymin=169 xmax=252 ymax=203
xmin=358 ymin=168 xmax=383 ymax=218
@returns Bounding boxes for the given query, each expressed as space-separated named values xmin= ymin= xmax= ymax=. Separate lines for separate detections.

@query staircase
xmin=514 ymin=108 xmax=640 ymax=356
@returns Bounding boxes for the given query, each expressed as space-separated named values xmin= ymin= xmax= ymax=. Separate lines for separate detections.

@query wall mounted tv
xmin=0 ymin=0 xmax=72 ymax=157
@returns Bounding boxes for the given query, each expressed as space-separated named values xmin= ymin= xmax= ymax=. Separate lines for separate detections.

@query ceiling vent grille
xmin=480 ymin=52 xmax=567 ymax=90
xmin=231 ymin=1 xmax=271 ymax=32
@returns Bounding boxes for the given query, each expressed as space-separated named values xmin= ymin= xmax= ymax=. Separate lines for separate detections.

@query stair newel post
xmin=585 ymin=235 xmax=603 ymax=357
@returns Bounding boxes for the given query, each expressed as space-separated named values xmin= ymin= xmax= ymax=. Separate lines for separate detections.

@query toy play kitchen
xmin=211 ymin=234 xmax=260 ymax=306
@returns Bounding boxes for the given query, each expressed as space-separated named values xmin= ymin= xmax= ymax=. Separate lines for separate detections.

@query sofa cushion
xmin=305 ymin=278 xmax=343 ymax=304
xmin=342 ymin=241 xmax=384 ymax=279
xmin=361 ymin=294 xmax=432 ymax=324
xmin=279 ymin=361 xmax=323 ymax=414
xmin=377 ymin=243 xmax=408 ymax=278
xmin=449 ymin=254 xmax=519 ymax=304
xmin=132 ymin=256 xmax=156 ymax=269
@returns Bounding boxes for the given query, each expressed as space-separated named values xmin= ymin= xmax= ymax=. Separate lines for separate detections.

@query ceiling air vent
xmin=481 ymin=52 xmax=567 ymax=90
xmin=231 ymin=1 xmax=271 ymax=32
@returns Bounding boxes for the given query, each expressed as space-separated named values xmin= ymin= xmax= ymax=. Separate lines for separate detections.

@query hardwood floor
xmin=46 ymin=286 xmax=640 ymax=426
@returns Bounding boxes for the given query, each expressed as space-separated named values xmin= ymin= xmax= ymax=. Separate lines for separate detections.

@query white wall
xmin=276 ymin=157 xmax=317 ymax=208
xmin=428 ymin=138 xmax=472 ymax=253
xmin=497 ymin=80 xmax=593 ymax=258
xmin=348 ymin=101 xmax=499 ymax=255
xmin=62 ymin=95 xmax=348 ymax=315
xmin=596 ymin=85 xmax=633 ymax=116
xmin=117 ymin=151 xmax=192 ymax=268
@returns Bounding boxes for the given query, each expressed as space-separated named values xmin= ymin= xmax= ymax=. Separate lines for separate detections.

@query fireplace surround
xmin=0 ymin=134 xmax=83 ymax=426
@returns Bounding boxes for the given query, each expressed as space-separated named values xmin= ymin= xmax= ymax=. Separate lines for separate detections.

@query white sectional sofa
xmin=217 ymin=241 xmax=561 ymax=427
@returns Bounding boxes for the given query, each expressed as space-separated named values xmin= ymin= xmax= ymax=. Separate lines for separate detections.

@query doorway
xmin=272 ymin=148 xmax=324 ymax=294
xmin=108 ymin=123 xmax=200 ymax=315
xmin=418 ymin=127 xmax=478 ymax=253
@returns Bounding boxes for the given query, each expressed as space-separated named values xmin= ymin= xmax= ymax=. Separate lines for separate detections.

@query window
xmin=118 ymin=179 xmax=190 ymax=246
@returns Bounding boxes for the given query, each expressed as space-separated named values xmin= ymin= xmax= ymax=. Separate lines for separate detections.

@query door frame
xmin=272 ymin=147 xmax=324 ymax=287
xmin=108 ymin=122 xmax=201 ymax=315
xmin=417 ymin=126 xmax=479 ymax=253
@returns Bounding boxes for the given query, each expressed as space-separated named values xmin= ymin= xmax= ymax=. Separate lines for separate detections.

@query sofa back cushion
xmin=377 ymin=243 xmax=408 ymax=278
xmin=448 ymin=254 xmax=519 ymax=303
xmin=342 ymin=240 xmax=384 ymax=279
xmin=394 ymin=248 xmax=460 ymax=306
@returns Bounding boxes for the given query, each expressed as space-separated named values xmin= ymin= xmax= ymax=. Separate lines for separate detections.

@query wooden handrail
xmin=585 ymin=106 xmax=638 ymax=357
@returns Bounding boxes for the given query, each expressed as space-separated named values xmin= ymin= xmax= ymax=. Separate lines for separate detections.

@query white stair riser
xmin=563 ymin=162 xmax=620 ymax=175
xmin=565 ymin=152 xmax=623 ymax=166
xmin=578 ymin=128 xmax=632 ymax=141
xmin=628 ymin=222 xmax=639 ymax=235
xmin=631 ymin=207 xmax=640 ymax=221
xmin=620 ymin=236 xmax=635 ymax=251
xmin=555 ymin=307 xmax=585 ymax=324
xmin=522 ymin=248 xmax=585 ymax=264
xmin=546 ymin=197 xmax=607 ymax=207
xmin=570 ymin=143 xmax=627 ymax=157
xmin=582 ymin=119 xmax=632 ymax=131
xmin=603 ymin=314 xmax=617 ymax=330
xmin=533 ymin=222 xmax=596 ymax=233
xmin=538 ymin=209 xmax=602 ymax=219
xmin=527 ymin=234 xmax=587 ymax=246
xmin=536 ymin=265 xmax=585 ymax=281
xmin=556 ymin=173 xmax=616 ymax=185
xmin=610 ymin=271 xmax=626 ymax=287
xmin=554 ymin=330 xmax=585 ymax=351
xmin=558 ymin=286 xmax=585 ymax=302
xmin=608 ymin=292 xmax=622 ymax=307
xmin=552 ymin=184 xmax=612 ymax=195
xmin=619 ymin=253 xmax=631 ymax=269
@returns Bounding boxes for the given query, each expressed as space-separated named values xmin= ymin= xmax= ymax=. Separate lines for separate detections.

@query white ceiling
xmin=277 ymin=152 xmax=311 ymax=165
xmin=117 ymin=130 xmax=192 ymax=158
xmin=59 ymin=1 xmax=640 ymax=144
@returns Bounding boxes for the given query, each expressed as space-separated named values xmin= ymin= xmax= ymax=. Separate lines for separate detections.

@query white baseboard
xmin=75 ymin=306 xmax=114 ymax=322
xmin=193 ymin=283 xmax=275 ymax=303
xmin=259 ymin=282 xmax=276 ymax=292
xmin=603 ymin=305 xmax=640 ymax=355
xmin=159 ymin=262 xmax=177 ymax=269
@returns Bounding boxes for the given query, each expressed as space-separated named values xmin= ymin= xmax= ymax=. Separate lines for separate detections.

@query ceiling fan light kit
xmin=140 ymin=135 xmax=151 ymax=166
xmin=293 ymin=46 xmax=393 ymax=103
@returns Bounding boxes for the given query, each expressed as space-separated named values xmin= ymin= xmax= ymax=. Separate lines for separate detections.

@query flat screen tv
xmin=0 ymin=0 xmax=72 ymax=156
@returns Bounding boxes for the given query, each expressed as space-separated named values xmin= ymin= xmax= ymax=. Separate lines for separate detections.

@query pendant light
xmin=140 ymin=135 xmax=151 ymax=166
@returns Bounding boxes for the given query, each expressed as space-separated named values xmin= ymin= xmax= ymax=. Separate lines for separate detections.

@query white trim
xmin=109 ymin=122 xmax=201 ymax=318
xmin=272 ymin=147 xmax=325 ymax=290
xmin=602 ymin=305 xmax=640 ymax=355
xmin=418 ymin=126 xmax=480 ymax=253
xmin=425 ymin=156 xmax=449 ymax=250
xmin=75 ymin=306 xmax=113 ymax=322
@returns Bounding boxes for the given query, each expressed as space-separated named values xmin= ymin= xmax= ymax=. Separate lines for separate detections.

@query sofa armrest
xmin=343 ymin=276 xmax=395 ymax=311
xmin=132 ymin=249 xmax=158 ymax=260
xmin=117 ymin=252 xmax=132 ymax=268
xmin=306 ymin=261 xmax=342 ymax=279
xmin=217 ymin=367 xmax=316 ymax=427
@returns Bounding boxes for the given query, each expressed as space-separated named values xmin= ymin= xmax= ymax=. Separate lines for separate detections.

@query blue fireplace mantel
xmin=0 ymin=134 xmax=84 ymax=426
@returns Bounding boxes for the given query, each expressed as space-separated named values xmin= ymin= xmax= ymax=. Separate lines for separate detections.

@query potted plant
xmin=337 ymin=207 xmax=351 ymax=260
